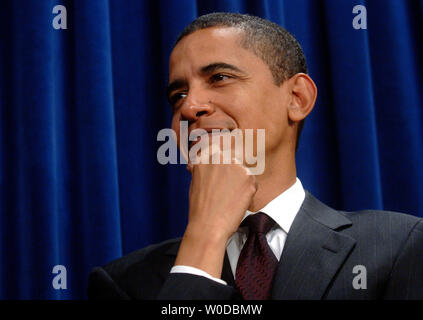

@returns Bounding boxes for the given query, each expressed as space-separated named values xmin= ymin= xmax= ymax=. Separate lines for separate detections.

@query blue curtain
xmin=0 ymin=0 xmax=422 ymax=299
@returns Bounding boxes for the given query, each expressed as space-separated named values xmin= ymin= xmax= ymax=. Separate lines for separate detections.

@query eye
xmin=169 ymin=92 xmax=187 ymax=107
xmin=210 ymin=73 xmax=231 ymax=83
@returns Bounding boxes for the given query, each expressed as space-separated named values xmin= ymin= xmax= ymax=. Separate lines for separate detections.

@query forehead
xmin=169 ymin=27 xmax=255 ymax=79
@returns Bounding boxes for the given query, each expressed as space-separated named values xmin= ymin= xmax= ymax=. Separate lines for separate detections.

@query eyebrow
xmin=200 ymin=62 xmax=245 ymax=75
xmin=166 ymin=62 xmax=246 ymax=101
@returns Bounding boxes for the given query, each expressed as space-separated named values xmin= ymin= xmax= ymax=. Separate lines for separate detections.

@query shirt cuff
xmin=170 ymin=265 xmax=228 ymax=285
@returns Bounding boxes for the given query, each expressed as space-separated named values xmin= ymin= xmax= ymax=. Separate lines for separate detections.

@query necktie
xmin=235 ymin=212 xmax=278 ymax=300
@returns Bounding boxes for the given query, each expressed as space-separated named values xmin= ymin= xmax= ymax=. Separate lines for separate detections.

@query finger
xmin=186 ymin=163 xmax=193 ymax=173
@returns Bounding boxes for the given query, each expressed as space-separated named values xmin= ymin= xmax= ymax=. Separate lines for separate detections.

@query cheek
xmin=245 ymin=96 xmax=287 ymax=147
xmin=171 ymin=116 xmax=178 ymax=133
xmin=217 ymin=90 xmax=260 ymax=126
xmin=171 ymin=116 xmax=181 ymax=145
xmin=237 ymin=95 xmax=280 ymax=129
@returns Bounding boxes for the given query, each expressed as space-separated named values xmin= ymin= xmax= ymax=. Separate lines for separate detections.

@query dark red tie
xmin=235 ymin=212 xmax=278 ymax=300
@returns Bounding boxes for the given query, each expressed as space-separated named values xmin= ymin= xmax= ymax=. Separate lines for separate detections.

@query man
xmin=87 ymin=13 xmax=423 ymax=300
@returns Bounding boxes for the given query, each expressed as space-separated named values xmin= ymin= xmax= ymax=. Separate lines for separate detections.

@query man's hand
xmin=174 ymin=134 xmax=257 ymax=279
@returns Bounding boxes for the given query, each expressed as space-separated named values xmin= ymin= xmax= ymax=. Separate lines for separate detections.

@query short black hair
xmin=175 ymin=12 xmax=308 ymax=151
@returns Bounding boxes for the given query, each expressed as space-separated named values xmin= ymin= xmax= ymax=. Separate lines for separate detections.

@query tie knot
xmin=241 ymin=212 xmax=276 ymax=234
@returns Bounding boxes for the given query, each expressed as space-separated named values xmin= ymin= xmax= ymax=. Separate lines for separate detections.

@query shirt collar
xmin=242 ymin=177 xmax=305 ymax=233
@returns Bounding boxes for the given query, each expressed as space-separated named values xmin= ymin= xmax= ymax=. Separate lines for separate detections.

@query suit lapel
xmin=271 ymin=191 xmax=356 ymax=299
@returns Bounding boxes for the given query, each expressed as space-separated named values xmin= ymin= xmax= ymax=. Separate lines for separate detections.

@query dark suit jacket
xmin=87 ymin=191 xmax=423 ymax=299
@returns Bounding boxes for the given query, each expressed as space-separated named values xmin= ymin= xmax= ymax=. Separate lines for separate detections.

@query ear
xmin=287 ymin=73 xmax=317 ymax=122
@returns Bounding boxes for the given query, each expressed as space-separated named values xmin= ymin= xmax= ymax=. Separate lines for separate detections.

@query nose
xmin=180 ymin=88 xmax=214 ymax=122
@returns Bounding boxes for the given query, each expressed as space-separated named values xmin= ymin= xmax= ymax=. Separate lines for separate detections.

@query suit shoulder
xmin=341 ymin=209 xmax=423 ymax=236
xmin=342 ymin=209 xmax=421 ymax=223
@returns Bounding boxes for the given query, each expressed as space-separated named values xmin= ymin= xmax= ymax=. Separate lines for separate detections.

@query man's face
xmin=168 ymin=27 xmax=293 ymax=166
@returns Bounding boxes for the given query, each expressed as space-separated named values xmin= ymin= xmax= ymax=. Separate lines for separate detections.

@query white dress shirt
xmin=170 ymin=178 xmax=306 ymax=285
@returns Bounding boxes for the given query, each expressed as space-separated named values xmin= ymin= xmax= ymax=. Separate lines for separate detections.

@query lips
xmin=188 ymin=129 xmax=223 ymax=151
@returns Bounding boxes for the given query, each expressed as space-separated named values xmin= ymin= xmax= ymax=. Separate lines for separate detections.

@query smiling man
xmin=88 ymin=13 xmax=423 ymax=300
